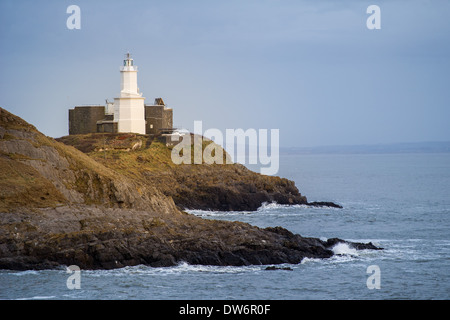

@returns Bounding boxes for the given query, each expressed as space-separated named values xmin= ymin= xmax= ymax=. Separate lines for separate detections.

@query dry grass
xmin=0 ymin=156 xmax=66 ymax=211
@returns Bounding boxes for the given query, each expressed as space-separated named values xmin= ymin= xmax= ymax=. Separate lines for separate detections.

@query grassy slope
xmin=57 ymin=133 xmax=307 ymax=211
xmin=0 ymin=156 xmax=66 ymax=210
xmin=0 ymin=108 xmax=177 ymax=213
xmin=0 ymin=108 xmax=64 ymax=210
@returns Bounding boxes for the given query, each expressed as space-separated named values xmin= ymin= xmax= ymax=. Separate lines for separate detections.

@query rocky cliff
xmin=56 ymin=132 xmax=327 ymax=212
xmin=0 ymin=109 xmax=176 ymax=213
xmin=0 ymin=107 xmax=378 ymax=270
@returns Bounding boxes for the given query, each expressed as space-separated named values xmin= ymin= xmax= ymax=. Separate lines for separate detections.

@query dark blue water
xmin=1 ymin=153 xmax=449 ymax=300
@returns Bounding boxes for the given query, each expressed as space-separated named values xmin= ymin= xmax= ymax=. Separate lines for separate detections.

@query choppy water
xmin=1 ymin=153 xmax=449 ymax=300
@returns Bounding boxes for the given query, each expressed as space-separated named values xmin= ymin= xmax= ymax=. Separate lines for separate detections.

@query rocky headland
xmin=0 ymin=107 xmax=380 ymax=270
xmin=56 ymin=132 xmax=342 ymax=212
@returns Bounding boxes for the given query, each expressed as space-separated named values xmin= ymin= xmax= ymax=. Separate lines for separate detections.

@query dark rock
xmin=0 ymin=206 xmax=382 ymax=270
xmin=265 ymin=266 xmax=293 ymax=271
xmin=306 ymin=201 xmax=343 ymax=209
xmin=349 ymin=241 xmax=383 ymax=250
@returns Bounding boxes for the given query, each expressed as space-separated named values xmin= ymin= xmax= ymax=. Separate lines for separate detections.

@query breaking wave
xmin=81 ymin=262 xmax=263 ymax=277
xmin=331 ymin=242 xmax=359 ymax=256
xmin=257 ymin=202 xmax=308 ymax=211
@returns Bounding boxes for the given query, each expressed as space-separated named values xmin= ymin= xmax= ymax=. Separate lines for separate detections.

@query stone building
xmin=68 ymin=53 xmax=173 ymax=136
xmin=145 ymin=98 xmax=173 ymax=135
xmin=69 ymin=106 xmax=107 ymax=135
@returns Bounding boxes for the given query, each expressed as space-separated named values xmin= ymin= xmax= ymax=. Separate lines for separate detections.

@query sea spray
xmin=331 ymin=242 xmax=359 ymax=256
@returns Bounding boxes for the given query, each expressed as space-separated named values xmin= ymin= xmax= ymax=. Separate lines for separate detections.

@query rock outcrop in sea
xmin=0 ymin=107 xmax=380 ymax=270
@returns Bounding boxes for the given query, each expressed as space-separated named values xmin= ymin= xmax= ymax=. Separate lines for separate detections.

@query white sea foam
xmin=8 ymin=270 xmax=40 ymax=277
xmin=16 ymin=295 xmax=56 ymax=300
xmin=164 ymin=261 xmax=261 ymax=274
xmin=185 ymin=209 xmax=253 ymax=217
xmin=258 ymin=202 xmax=293 ymax=210
xmin=300 ymin=257 xmax=321 ymax=264
xmin=331 ymin=242 xmax=359 ymax=256
xmin=84 ymin=262 xmax=263 ymax=277
xmin=185 ymin=201 xmax=342 ymax=219
xmin=257 ymin=201 xmax=312 ymax=211
xmin=187 ymin=201 xmax=331 ymax=215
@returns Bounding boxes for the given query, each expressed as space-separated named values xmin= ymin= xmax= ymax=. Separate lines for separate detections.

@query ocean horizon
xmin=280 ymin=141 xmax=450 ymax=155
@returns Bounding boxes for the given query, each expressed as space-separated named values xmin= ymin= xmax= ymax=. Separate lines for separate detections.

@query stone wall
xmin=97 ymin=114 xmax=118 ymax=133
xmin=163 ymin=108 xmax=173 ymax=130
xmin=68 ymin=103 xmax=174 ymax=135
xmin=145 ymin=105 xmax=173 ymax=135
xmin=69 ymin=106 xmax=106 ymax=135
xmin=97 ymin=121 xmax=118 ymax=133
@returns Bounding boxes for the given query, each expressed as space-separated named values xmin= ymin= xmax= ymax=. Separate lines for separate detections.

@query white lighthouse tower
xmin=114 ymin=53 xmax=146 ymax=134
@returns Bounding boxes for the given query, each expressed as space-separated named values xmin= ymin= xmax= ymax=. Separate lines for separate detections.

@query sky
xmin=0 ymin=0 xmax=449 ymax=148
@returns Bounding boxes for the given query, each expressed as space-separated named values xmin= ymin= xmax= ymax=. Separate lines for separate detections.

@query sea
xmin=1 ymin=152 xmax=449 ymax=300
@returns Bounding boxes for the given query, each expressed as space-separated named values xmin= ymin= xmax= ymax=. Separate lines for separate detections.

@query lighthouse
xmin=68 ymin=53 xmax=173 ymax=136
xmin=113 ymin=53 xmax=146 ymax=134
